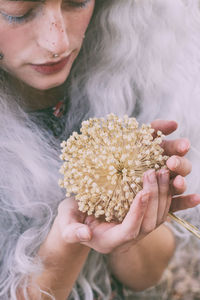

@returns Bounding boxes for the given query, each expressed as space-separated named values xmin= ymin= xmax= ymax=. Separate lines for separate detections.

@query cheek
xmin=79 ymin=5 xmax=94 ymax=32
xmin=65 ymin=3 xmax=95 ymax=41
xmin=0 ymin=2 xmax=95 ymax=63
xmin=0 ymin=27 xmax=29 ymax=58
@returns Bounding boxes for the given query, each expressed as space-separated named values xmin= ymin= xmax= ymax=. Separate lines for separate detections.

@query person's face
xmin=0 ymin=0 xmax=95 ymax=90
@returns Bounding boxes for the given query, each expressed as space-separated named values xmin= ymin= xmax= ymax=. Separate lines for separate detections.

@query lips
xmin=31 ymin=56 xmax=71 ymax=75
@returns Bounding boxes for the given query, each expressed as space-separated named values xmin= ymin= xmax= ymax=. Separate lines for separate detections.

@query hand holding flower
xmin=151 ymin=119 xmax=200 ymax=212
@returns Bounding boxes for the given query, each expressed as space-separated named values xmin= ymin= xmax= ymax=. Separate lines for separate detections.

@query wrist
xmin=30 ymin=243 xmax=90 ymax=300
xmin=33 ymin=220 xmax=91 ymax=300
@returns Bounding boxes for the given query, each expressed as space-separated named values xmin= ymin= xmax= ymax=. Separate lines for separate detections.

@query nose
xmin=37 ymin=8 xmax=70 ymax=57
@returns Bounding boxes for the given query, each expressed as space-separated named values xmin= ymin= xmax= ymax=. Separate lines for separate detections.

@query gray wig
xmin=1 ymin=0 xmax=200 ymax=299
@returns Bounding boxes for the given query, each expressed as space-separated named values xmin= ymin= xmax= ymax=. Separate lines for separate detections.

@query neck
xmin=5 ymin=73 xmax=68 ymax=112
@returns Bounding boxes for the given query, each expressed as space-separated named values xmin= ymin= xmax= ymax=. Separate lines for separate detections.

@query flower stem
xmin=168 ymin=212 xmax=200 ymax=239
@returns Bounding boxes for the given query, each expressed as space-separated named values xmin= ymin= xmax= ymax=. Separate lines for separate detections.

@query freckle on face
xmin=0 ymin=0 xmax=95 ymax=91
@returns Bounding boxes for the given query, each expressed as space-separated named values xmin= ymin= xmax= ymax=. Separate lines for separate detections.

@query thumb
xmin=62 ymin=224 xmax=92 ymax=243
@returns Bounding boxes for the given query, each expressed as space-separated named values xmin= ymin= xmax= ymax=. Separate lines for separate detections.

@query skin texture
xmin=0 ymin=1 xmax=200 ymax=299
xmin=108 ymin=225 xmax=175 ymax=292
xmin=0 ymin=0 xmax=95 ymax=110
xmin=23 ymin=122 xmax=199 ymax=299
xmin=0 ymin=0 xmax=94 ymax=89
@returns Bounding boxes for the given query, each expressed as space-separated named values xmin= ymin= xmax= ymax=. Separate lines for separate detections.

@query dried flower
xmin=58 ymin=114 xmax=200 ymax=238
xmin=59 ymin=114 xmax=168 ymax=222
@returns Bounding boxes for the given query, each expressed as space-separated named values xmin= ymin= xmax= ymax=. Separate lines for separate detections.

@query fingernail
xmin=168 ymin=157 xmax=179 ymax=169
xmin=178 ymin=140 xmax=190 ymax=153
xmin=176 ymin=175 xmax=184 ymax=186
xmin=160 ymin=169 xmax=169 ymax=183
xmin=193 ymin=195 xmax=200 ymax=203
xmin=76 ymin=227 xmax=91 ymax=242
xmin=174 ymin=158 xmax=180 ymax=168
xmin=147 ymin=170 xmax=156 ymax=183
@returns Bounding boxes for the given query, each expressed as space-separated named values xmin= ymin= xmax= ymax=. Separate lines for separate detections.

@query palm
xmin=83 ymin=215 xmax=123 ymax=253
xmin=85 ymin=215 xmax=117 ymax=234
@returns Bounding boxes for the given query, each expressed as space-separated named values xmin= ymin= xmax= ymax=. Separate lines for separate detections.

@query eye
xmin=0 ymin=9 xmax=33 ymax=24
xmin=66 ymin=0 xmax=91 ymax=8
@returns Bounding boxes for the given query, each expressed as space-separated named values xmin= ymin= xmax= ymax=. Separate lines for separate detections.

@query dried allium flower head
xmin=59 ymin=114 xmax=168 ymax=222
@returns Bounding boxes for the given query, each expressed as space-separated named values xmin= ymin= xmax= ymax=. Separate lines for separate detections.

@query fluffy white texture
xmin=80 ymin=0 xmax=200 ymax=203
xmin=71 ymin=0 xmax=200 ymax=297
xmin=1 ymin=0 xmax=200 ymax=299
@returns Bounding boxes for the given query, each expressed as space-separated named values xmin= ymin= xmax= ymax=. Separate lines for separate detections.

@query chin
xmin=35 ymin=81 xmax=65 ymax=91
xmin=26 ymin=73 xmax=69 ymax=91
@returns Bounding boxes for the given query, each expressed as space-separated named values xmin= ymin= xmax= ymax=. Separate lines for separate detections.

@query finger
xmin=140 ymin=170 xmax=159 ymax=233
xmin=62 ymin=223 xmax=92 ymax=243
xmin=157 ymin=169 xmax=170 ymax=224
xmin=167 ymin=156 xmax=192 ymax=177
xmin=122 ymin=190 xmax=150 ymax=237
xmin=100 ymin=191 xmax=149 ymax=248
xmin=57 ymin=198 xmax=92 ymax=243
xmin=170 ymin=194 xmax=200 ymax=212
xmin=57 ymin=197 xmax=85 ymax=222
xmin=161 ymin=138 xmax=190 ymax=156
xmin=151 ymin=119 xmax=178 ymax=138
xmin=171 ymin=176 xmax=187 ymax=195
xmin=163 ymin=195 xmax=172 ymax=221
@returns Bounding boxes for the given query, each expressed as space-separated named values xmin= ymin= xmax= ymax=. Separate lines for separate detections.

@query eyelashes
xmin=0 ymin=10 xmax=33 ymax=24
xmin=0 ymin=0 xmax=91 ymax=24
xmin=67 ymin=0 xmax=91 ymax=8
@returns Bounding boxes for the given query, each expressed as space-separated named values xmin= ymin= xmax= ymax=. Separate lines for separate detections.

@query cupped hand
xmin=56 ymin=169 xmax=171 ymax=254
xmin=151 ymin=119 xmax=200 ymax=211
xmin=52 ymin=120 xmax=200 ymax=256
